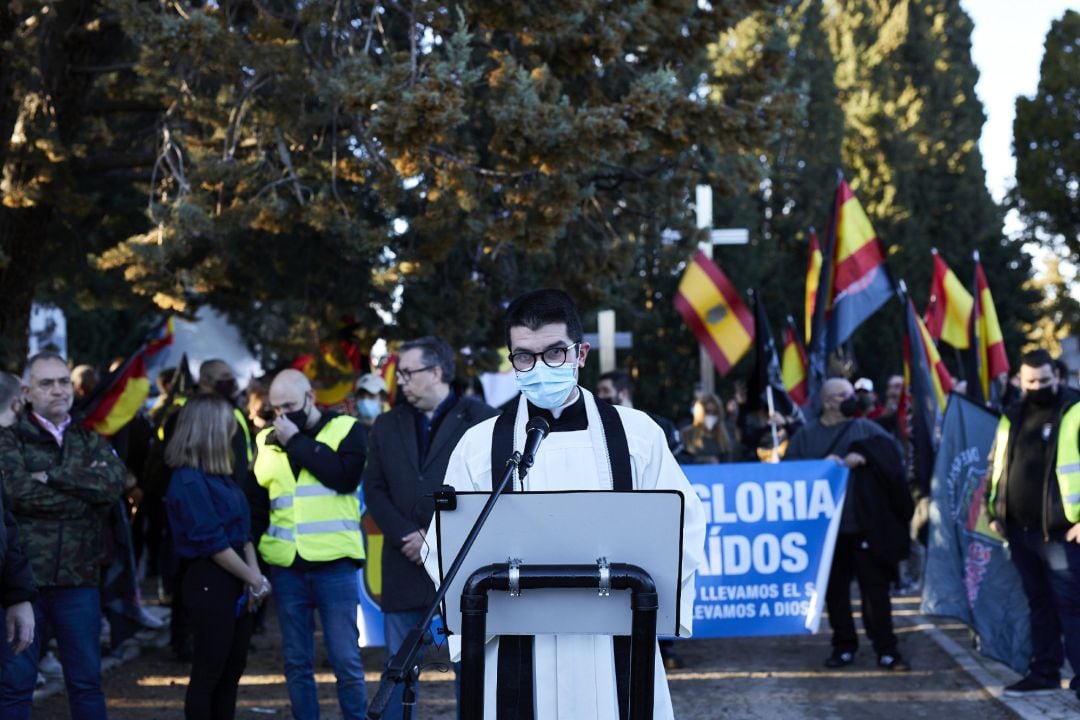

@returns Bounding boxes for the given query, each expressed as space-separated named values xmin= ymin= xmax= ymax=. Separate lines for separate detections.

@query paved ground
xmin=31 ymin=593 xmax=1080 ymax=719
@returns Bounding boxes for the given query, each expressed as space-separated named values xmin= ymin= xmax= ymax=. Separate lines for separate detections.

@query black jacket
xmin=1 ymin=496 xmax=36 ymax=607
xmin=987 ymin=387 xmax=1080 ymax=537
xmin=362 ymin=396 xmax=498 ymax=612
xmin=848 ymin=435 xmax=914 ymax=568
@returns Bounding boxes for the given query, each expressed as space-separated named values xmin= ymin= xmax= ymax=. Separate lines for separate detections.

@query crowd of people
xmin=0 ymin=290 xmax=1078 ymax=717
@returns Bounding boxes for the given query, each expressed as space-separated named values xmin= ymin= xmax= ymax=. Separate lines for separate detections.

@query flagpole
xmin=697 ymin=192 xmax=716 ymax=396
xmin=765 ymin=385 xmax=780 ymax=463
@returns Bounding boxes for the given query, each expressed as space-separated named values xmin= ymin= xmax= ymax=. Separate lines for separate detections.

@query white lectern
xmin=434 ymin=490 xmax=686 ymax=720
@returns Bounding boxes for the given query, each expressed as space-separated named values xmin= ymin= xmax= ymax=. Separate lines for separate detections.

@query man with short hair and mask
xmin=252 ymin=368 xmax=370 ymax=719
xmin=986 ymin=349 xmax=1080 ymax=702
xmin=422 ymin=288 xmax=706 ymax=720
xmin=363 ymin=336 xmax=497 ymax=719
xmin=785 ymin=376 xmax=911 ymax=671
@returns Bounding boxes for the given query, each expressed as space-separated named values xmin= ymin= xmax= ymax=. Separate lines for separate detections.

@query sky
xmin=961 ymin=0 xmax=1075 ymax=204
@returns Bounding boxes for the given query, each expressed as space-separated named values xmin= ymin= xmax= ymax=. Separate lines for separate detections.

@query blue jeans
xmin=383 ymin=610 xmax=429 ymax=720
xmin=0 ymin=586 xmax=107 ymax=720
xmin=271 ymin=561 xmax=368 ymax=719
xmin=383 ymin=611 xmax=461 ymax=720
xmin=1007 ymin=526 xmax=1080 ymax=687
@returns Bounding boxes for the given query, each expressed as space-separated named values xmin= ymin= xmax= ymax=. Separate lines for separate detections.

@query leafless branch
xmin=275 ymin=129 xmax=307 ymax=206
xmin=224 ymin=73 xmax=271 ymax=161
xmin=427 ymin=146 xmax=536 ymax=180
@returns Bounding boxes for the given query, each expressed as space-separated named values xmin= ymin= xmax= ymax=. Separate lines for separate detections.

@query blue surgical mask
xmin=357 ymin=398 xmax=381 ymax=419
xmin=515 ymin=363 xmax=578 ymax=410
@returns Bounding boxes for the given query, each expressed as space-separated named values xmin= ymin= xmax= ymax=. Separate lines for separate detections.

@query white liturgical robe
xmin=424 ymin=388 xmax=707 ymax=720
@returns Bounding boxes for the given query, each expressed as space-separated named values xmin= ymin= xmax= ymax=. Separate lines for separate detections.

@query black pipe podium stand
xmin=459 ymin=561 xmax=658 ymax=720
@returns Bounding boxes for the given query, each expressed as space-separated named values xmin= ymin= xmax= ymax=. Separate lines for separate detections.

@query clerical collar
xmin=526 ymin=391 xmax=587 ymax=432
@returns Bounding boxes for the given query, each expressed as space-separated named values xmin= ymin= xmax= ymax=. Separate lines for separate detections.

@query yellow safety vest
xmin=156 ymin=396 xmax=253 ymax=463
xmin=989 ymin=403 xmax=1080 ymax=524
xmin=254 ymin=416 xmax=364 ymax=567
xmin=1057 ymin=404 xmax=1080 ymax=523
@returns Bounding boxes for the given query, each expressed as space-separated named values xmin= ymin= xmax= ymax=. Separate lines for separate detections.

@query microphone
xmin=518 ymin=416 xmax=550 ymax=480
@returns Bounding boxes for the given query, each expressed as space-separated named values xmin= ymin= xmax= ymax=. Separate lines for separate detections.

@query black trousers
xmin=182 ymin=558 xmax=255 ymax=720
xmin=825 ymin=533 xmax=898 ymax=656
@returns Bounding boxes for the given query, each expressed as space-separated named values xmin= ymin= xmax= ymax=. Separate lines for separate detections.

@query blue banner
xmin=922 ymin=394 xmax=1030 ymax=673
xmin=684 ymin=460 xmax=848 ymax=638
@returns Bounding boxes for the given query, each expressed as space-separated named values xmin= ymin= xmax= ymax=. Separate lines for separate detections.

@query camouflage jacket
xmin=0 ymin=415 xmax=126 ymax=588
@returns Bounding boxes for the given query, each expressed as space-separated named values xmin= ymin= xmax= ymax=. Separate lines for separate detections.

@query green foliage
xmin=92 ymin=0 xmax=782 ymax=374
xmin=0 ymin=0 xmax=1047 ymax=399
xmin=1012 ymin=8 xmax=1079 ymax=328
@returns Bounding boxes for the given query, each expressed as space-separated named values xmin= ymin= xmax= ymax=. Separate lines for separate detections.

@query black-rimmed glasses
xmin=397 ymin=365 xmax=435 ymax=382
xmin=508 ymin=343 xmax=580 ymax=372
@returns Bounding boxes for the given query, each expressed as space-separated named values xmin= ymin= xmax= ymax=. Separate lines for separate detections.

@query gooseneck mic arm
xmin=517 ymin=416 xmax=550 ymax=480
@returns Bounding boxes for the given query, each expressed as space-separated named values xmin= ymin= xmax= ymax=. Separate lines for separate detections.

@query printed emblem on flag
xmin=706 ymin=304 xmax=728 ymax=324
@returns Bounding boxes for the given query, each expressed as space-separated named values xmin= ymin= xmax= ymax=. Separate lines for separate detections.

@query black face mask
xmin=257 ymin=407 xmax=276 ymax=423
xmin=285 ymin=401 xmax=309 ymax=429
xmin=838 ymin=397 xmax=859 ymax=418
xmin=214 ymin=378 xmax=239 ymax=400
xmin=1026 ymin=386 xmax=1058 ymax=407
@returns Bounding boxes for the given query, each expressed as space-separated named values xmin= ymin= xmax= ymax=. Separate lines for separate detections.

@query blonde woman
xmin=680 ymin=393 xmax=734 ymax=464
xmin=165 ymin=395 xmax=269 ymax=720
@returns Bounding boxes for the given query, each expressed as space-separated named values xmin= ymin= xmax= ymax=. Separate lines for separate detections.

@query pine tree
xmin=1013 ymin=11 xmax=1079 ymax=259
xmin=823 ymin=0 xmax=1035 ymax=376
xmin=94 ymin=0 xmax=783 ymax=372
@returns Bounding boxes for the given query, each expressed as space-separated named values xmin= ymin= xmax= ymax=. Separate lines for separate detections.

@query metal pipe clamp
xmin=508 ymin=558 xmax=522 ymax=597
xmin=597 ymin=557 xmax=611 ymax=597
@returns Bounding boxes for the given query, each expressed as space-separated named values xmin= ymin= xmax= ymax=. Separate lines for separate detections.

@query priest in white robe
xmin=422 ymin=288 xmax=706 ymax=720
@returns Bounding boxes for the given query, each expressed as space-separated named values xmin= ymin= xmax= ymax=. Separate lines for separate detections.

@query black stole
xmin=490 ymin=398 xmax=634 ymax=720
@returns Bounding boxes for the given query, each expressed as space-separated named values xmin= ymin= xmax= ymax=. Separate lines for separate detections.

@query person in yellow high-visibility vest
xmin=253 ymin=369 xmax=369 ymax=720
xmin=986 ymin=349 xmax=1080 ymax=702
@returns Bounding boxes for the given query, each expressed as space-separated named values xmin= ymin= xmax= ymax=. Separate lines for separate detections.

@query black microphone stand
xmin=366 ymin=448 xmax=528 ymax=719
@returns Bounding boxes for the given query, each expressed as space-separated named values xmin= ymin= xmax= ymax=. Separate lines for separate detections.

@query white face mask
xmin=516 ymin=363 xmax=578 ymax=410
xmin=704 ymin=414 xmax=719 ymax=430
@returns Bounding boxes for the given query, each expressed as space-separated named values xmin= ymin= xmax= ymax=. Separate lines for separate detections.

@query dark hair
xmin=23 ymin=351 xmax=68 ymax=383
xmin=599 ymin=370 xmax=633 ymax=399
xmin=1053 ymin=358 xmax=1070 ymax=381
xmin=0 ymin=372 xmax=21 ymax=408
xmin=399 ymin=336 xmax=456 ymax=384
xmin=1021 ymin=349 xmax=1054 ymax=370
xmin=504 ymin=289 xmax=583 ymax=349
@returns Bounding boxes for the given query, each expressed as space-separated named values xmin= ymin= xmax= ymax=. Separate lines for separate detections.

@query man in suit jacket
xmin=362 ymin=336 xmax=498 ymax=718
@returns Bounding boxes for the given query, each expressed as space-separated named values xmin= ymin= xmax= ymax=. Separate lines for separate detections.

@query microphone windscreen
xmin=525 ymin=416 xmax=550 ymax=435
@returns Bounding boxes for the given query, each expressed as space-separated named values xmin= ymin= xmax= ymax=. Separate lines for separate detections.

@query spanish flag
xmin=822 ymin=174 xmax=894 ymax=350
xmin=674 ymin=251 xmax=754 ymax=375
xmin=804 ymin=228 xmax=822 ymax=345
xmin=924 ymin=249 xmax=974 ymax=349
xmin=79 ymin=318 xmax=174 ymax=437
xmin=902 ymin=292 xmax=954 ymax=493
xmin=782 ymin=316 xmax=809 ymax=406
xmin=971 ymin=251 xmax=1009 ymax=404
xmin=381 ymin=354 xmax=399 ymax=406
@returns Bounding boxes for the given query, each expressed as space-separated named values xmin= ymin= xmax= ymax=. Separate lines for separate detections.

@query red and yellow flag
xmin=973 ymin=253 xmax=1009 ymax=400
xmin=674 ymin=251 xmax=754 ymax=375
xmin=924 ymin=250 xmax=974 ymax=349
xmin=804 ymin=229 xmax=822 ymax=345
xmin=380 ymin=354 xmax=399 ymax=406
xmin=904 ymin=299 xmax=954 ymax=413
xmin=80 ymin=318 xmax=174 ymax=437
xmin=782 ymin=317 xmax=809 ymax=406
xmin=823 ymin=176 xmax=893 ymax=349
